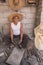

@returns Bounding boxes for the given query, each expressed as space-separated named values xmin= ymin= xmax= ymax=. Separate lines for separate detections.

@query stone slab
xmin=6 ymin=47 xmax=25 ymax=65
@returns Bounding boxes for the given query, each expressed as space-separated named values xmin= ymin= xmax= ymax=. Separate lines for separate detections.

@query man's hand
xmin=18 ymin=39 xmax=22 ymax=45
xmin=11 ymin=40 xmax=14 ymax=43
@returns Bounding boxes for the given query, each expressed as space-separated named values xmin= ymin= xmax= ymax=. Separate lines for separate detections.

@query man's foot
xmin=9 ymin=44 xmax=14 ymax=49
xmin=18 ymin=44 xmax=22 ymax=49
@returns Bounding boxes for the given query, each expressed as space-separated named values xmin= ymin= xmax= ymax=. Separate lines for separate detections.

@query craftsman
xmin=10 ymin=13 xmax=28 ymax=48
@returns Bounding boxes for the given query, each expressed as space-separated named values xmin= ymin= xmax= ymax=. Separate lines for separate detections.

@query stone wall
xmin=0 ymin=2 xmax=36 ymax=38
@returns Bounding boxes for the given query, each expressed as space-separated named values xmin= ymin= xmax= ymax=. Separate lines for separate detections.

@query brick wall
xmin=41 ymin=0 xmax=43 ymax=23
xmin=0 ymin=2 xmax=36 ymax=38
xmin=35 ymin=0 xmax=42 ymax=26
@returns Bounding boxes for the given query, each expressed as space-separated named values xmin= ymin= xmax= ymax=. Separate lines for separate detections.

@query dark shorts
xmin=4 ymin=34 xmax=29 ymax=48
xmin=13 ymin=34 xmax=29 ymax=48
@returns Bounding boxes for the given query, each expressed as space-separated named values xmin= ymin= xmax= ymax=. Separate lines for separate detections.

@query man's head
xmin=12 ymin=16 xmax=19 ymax=24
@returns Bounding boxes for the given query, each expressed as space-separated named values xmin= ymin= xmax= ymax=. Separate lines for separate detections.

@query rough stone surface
xmin=0 ymin=63 xmax=8 ymax=65
xmin=6 ymin=47 xmax=25 ymax=65
xmin=20 ymin=43 xmax=43 ymax=65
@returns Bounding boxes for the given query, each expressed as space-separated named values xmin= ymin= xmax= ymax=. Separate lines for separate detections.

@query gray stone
xmin=27 ymin=55 xmax=39 ymax=65
xmin=20 ymin=51 xmax=39 ymax=65
xmin=0 ymin=63 xmax=7 ymax=65
xmin=6 ymin=47 xmax=25 ymax=65
xmin=0 ymin=52 xmax=7 ymax=63
xmin=20 ymin=46 xmax=39 ymax=65
xmin=37 ymin=50 xmax=43 ymax=60
xmin=39 ymin=61 xmax=43 ymax=65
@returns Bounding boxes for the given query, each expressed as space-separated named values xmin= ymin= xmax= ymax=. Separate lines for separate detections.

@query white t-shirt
xmin=11 ymin=22 xmax=21 ymax=35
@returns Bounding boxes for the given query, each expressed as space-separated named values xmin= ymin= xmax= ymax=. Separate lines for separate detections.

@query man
xmin=9 ymin=13 xmax=28 ymax=48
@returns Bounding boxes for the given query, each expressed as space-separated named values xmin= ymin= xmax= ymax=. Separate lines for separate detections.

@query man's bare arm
xmin=20 ymin=23 xmax=23 ymax=41
xmin=10 ymin=24 xmax=13 ymax=43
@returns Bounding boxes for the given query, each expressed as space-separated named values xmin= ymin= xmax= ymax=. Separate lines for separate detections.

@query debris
xmin=0 ymin=52 xmax=4 ymax=57
xmin=20 ymin=46 xmax=39 ymax=65
xmin=0 ymin=63 xmax=8 ymax=65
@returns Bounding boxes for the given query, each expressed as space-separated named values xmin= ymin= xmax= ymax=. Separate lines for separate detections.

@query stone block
xmin=6 ymin=47 xmax=25 ymax=65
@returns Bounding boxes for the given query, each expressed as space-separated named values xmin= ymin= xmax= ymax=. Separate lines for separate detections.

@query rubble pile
xmin=0 ymin=35 xmax=43 ymax=65
xmin=20 ymin=47 xmax=43 ymax=65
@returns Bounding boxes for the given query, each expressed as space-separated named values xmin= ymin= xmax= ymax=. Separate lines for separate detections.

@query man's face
xmin=13 ymin=16 xmax=19 ymax=24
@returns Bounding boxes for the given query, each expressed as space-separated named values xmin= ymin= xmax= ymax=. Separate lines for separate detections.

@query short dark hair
xmin=12 ymin=16 xmax=19 ymax=21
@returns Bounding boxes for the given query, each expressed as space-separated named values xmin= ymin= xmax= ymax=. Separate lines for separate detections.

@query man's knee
xmin=23 ymin=34 xmax=29 ymax=40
